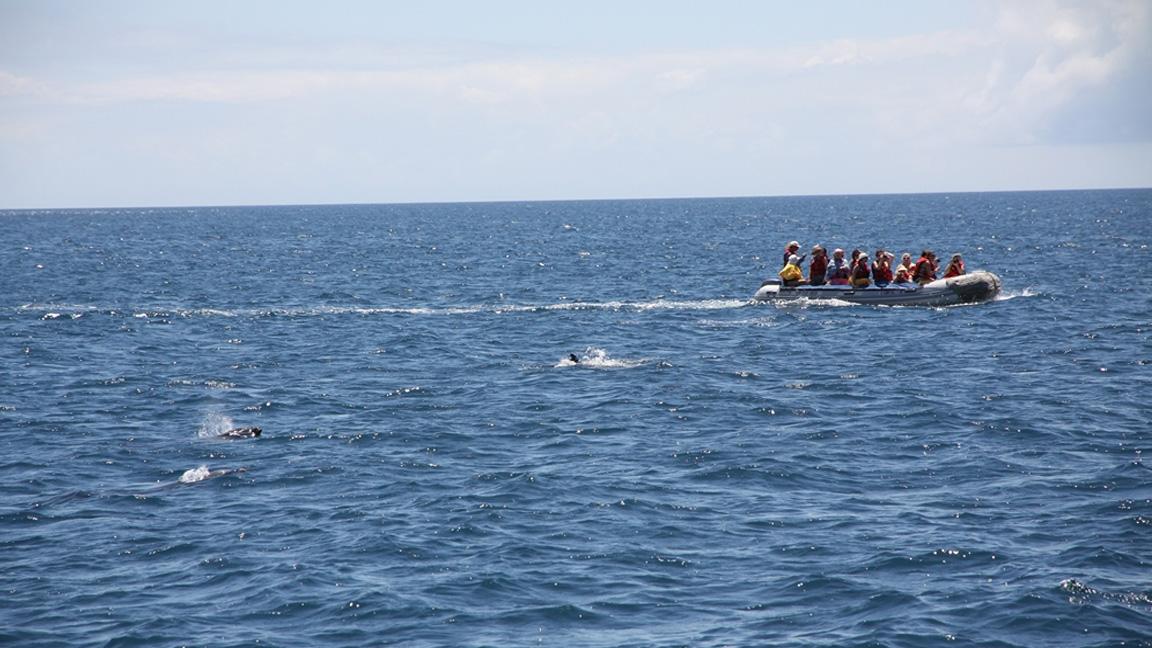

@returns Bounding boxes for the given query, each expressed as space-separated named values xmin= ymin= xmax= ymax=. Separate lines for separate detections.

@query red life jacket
xmin=809 ymin=255 xmax=828 ymax=281
xmin=914 ymin=257 xmax=936 ymax=282
xmin=944 ymin=260 xmax=965 ymax=278
xmin=872 ymin=261 xmax=893 ymax=282
xmin=852 ymin=262 xmax=871 ymax=280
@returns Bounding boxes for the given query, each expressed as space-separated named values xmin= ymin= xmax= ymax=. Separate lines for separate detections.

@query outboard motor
xmin=753 ymin=279 xmax=782 ymax=301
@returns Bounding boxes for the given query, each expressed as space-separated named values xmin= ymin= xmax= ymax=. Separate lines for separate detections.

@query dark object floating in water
xmin=218 ymin=427 xmax=262 ymax=439
xmin=753 ymin=270 xmax=1002 ymax=306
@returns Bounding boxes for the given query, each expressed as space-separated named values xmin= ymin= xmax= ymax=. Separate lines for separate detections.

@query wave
xmin=1059 ymin=578 xmax=1152 ymax=607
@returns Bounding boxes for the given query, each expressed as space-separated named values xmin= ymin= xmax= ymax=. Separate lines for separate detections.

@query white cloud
xmin=2 ymin=0 xmax=1149 ymax=207
xmin=19 ymin=2 xmax=1137 ymax=149
xmin=0 ymin=70 xmax=46 ymax=97
xmin=982 ymin=0 xmax=1151 ymax=141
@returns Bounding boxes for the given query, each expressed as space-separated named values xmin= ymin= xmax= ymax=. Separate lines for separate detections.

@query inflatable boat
xmin=753 ymin=270 xmax=1002 ymax=307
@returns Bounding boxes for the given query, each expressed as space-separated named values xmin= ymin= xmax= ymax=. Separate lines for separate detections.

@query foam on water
xmin=178 ymin=465 xmax=212 ymax=483
xmin=995 ymin=287 xmax=1039 ymax=302
xmin=555 ymin=347 xmax=647 ymax=368
xmin=178 ymin=465 xmax=246 ymax=483
xmin=765 ymin=296 xmax=861 ymax=308
xmin=15 ymin=297 xmax=750 ymax=320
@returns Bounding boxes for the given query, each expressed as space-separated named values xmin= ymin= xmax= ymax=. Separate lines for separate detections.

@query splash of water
xmin=179 ymin=465 xmax=212 ymax=484
xmin=559 ymin=347 xmax=647 ymax=369
xmin=994 ymin=287 xmax=1038 ymax=302
xmin=197 ymin=412 xmax=235 ymax=439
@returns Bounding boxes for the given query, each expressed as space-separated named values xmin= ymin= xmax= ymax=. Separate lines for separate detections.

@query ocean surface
xmin=2 ymin=189 xmax=1150 ymax=647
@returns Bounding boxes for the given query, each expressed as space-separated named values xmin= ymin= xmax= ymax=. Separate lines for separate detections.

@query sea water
xmin=1 ymin=190 xmax=1149 ymax=647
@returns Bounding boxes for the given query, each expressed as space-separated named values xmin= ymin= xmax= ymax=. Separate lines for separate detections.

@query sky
xmin=1 ymin=0 xmax=1150 ymax=208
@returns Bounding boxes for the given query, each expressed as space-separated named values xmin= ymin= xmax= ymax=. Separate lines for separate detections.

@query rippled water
xmin=2 ymin=190 xmax=1150 ymax=647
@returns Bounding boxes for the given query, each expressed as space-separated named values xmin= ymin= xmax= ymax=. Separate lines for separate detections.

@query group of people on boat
xmin=777 ymin=241 xmax=966 ymax=288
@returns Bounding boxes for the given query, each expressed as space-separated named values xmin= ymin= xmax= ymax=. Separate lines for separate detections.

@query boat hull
xmin=752 ymin=270 xmax=1002 ymax=306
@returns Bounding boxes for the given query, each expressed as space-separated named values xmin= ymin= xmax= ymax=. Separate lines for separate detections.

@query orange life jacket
xmin=914 ymin=257 xmax=936 ymax=282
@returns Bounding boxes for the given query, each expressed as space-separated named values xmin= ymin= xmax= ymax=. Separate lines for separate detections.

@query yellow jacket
xmin=778 ymin=264 xmax=802 ymax=282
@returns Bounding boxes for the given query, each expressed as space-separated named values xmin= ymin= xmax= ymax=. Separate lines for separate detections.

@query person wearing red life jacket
xmin=913 ymin=250 xmax=938 ymax=285
xmin=826 ymin=248 xmax=852 ymax=286
xmin=893 ymin=253 xmax=914 ymax=284
xmin=782 ymin=241 xmax=800 ymax=267
xmin=943 ymin=253 xmax=965 ymax=278
xmin=851 ymin=253 xmax=872 ymax=287
xmin=808 ymin=245 xmax=828 ymax=286
xmin=849 ymin=248 xmax=862 ymax=273
xmin=871 ymin=249 xmax=894 ymax=285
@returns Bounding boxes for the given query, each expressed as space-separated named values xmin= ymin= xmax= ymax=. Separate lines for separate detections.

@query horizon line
xmin=2 ymin=184 xmax=1149 ymax=213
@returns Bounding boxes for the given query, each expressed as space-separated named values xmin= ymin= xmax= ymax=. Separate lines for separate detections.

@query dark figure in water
xmin=569 ymin=354 xmax=580 ymax=364
xmin=218 ymin=427 xmax=262 ymax=439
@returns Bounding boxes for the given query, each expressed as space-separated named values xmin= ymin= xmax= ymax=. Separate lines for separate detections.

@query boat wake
xmin=17 ymin=298 xmax=749 ymax=320
xmin=761 ymin=296 xmax=861 ymax=308
xmin=994 ymin=287 xmax=1038 ymax=302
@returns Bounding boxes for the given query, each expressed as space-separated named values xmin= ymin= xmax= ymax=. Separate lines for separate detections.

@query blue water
xmin=2 ymin=190 xmax=1150 ymax=647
